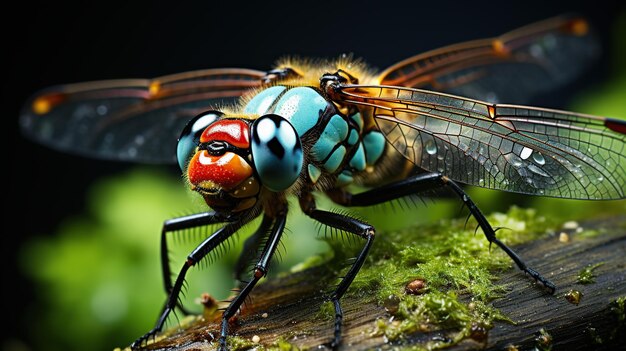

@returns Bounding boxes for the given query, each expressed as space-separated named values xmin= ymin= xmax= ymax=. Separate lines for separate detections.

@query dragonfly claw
xmin=130 ymin=328 xmax=160 ymax=350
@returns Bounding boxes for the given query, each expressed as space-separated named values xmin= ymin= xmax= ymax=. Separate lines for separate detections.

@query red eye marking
xmin=187 ymin=151 xmax=253 ymax=191
xmin=200 ymin=119 xmax=250 ymax=148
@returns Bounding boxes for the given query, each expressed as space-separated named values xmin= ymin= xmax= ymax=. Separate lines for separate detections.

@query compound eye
xmin=250 ymin=114 xmax=303 ymax=192
xmin=177 ymin=110 xmax=223 ymax=171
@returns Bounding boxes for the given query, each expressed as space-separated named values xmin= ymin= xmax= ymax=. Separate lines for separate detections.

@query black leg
xmin=131 ymin=216 xmax=249 ymax=350
xmin=327 ymin=172 xmax=556 ymax=293
xmin=234 ymin=214 xmax=273 ymax=283
xmin=299 ymin=194 xmax=375 ymax=349
xmin=160 ymin=212 xmax=234 ymax=314
xmin=218 ymin=213 xmax=287 ymax=351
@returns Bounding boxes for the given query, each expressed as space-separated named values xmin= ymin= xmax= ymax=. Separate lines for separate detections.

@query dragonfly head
xmin=177 ymin=111 xmax=303 ymax=213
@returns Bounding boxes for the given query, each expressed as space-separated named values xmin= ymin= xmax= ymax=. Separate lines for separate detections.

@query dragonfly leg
xmin=217 ymin=213 xmax=287 ymax=351
xmin=327 ymin=172 xmax=556 ymax=293
xmin=234 ymin=214 xmax=273 ymax=283
xmin=299 ymin=193 xmax=375 ymax=350
xmin=131 ymin=217 xmax=248 ymax=350
xmin=160 ymin=212 xmax=235 ymax=315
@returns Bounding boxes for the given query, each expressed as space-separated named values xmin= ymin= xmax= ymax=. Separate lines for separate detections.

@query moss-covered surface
xmin=234 ymin=338 xmax=302 ymax=351
xmin=116 ymin=201 xmax=624 ymax=351
xmin=312 ymin=206 xmax=585 ymax=349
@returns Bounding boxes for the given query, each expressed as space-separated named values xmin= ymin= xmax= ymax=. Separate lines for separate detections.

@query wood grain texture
xmin=140 ymin=215 xmax=625 ymax=351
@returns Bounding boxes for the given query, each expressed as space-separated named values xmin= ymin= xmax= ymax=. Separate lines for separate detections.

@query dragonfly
xmin=19 ymin=15 xmax=626 ymax=350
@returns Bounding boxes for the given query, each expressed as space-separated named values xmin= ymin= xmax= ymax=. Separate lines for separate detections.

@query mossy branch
xmin=121 ymin=212 xmax=626 ymax=351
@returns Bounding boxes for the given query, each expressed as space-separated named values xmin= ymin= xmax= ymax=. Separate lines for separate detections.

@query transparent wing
xmin=20 ymin=68 xmax=265 ymax=164
xmin=332 ymin=84 xmax=626 ymax=200
xmin=378 ymin=15 xmax=599 ymax=104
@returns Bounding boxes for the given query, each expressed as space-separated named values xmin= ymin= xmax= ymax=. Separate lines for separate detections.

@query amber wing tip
xmin=32 ymin=93 xmax=66 ymax=115
xmin=605 ymin=118 xmax=626 ymax=135
xmin=563 ymin=18 xmax=589 ymax=36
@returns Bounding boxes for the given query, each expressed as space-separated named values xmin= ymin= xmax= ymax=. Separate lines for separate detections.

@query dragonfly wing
xmin=20 ymin=68 xmax=265 ymax=164
xmin=334 ymin=84 xmax=626 ymax=200
xmin=378 ymin=15 xmax=599 ymax=104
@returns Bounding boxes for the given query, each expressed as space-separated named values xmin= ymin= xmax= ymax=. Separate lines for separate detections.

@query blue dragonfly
xmin=19 ymin=15 xmax=625 ymax=350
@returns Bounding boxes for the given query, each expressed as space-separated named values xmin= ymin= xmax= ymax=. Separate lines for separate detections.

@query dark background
xmin=5 ymin=0 xmax=624 ymax=349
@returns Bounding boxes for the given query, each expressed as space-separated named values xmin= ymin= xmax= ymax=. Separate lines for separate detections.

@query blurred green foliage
xmin=18 ymin=15 xmax=625 ymax=351
xmin=21 ymin=170 xmax=189 ymax=350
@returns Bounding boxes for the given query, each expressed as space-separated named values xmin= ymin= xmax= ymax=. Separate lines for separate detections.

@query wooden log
xmin=134 ymin=214 xmax=625 ymax=351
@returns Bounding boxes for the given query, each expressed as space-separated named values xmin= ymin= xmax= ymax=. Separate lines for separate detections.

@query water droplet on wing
xmin=425 ymin=139 xmax=437 ymax=155
xmin=520 ymin=147 xmax=533 ymax=160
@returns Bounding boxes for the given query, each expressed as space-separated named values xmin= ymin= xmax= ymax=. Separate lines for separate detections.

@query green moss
xmin=351 ymin=206 xmax=551 ymax=301
xmin=373 ymin=291 xmax=510 ymax=346
xmin=226 ymin=335 xmax=257 ymax=350
xmin=319 ymin=206 xmax=559 ymax=348
xmin=266 ymin=338 xmax=301 ymax=351
xmin=577 ymin=262 xmax=605 ymax=284
xmin=225 ymin=336 xmax=300 ymax=351
xmin=316 ymin=300 xmax=335 ymax=321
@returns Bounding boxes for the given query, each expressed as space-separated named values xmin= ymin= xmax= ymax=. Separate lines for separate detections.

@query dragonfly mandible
xmin=19 ymin=15 xmax=626 ymax=350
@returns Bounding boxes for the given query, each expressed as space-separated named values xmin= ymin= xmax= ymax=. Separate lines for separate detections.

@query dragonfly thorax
xmin=243 ymin=84 xmax=387 ymax=190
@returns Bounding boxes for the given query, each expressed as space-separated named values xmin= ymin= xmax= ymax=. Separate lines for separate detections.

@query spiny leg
xmin=160 ymin=212 xmax=234 ymax=314
xmin=299 ymin=193 xmax=375 ymax=349
xmin=131 ymin=216 xmax=249 ymax=350
xmin=327 ymin=172 xmax=556 ymax=293
xmin=218 ymin=213 xmax=287 ymax=351
xmin=234 ymin=214 xmax=273 ymax=283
